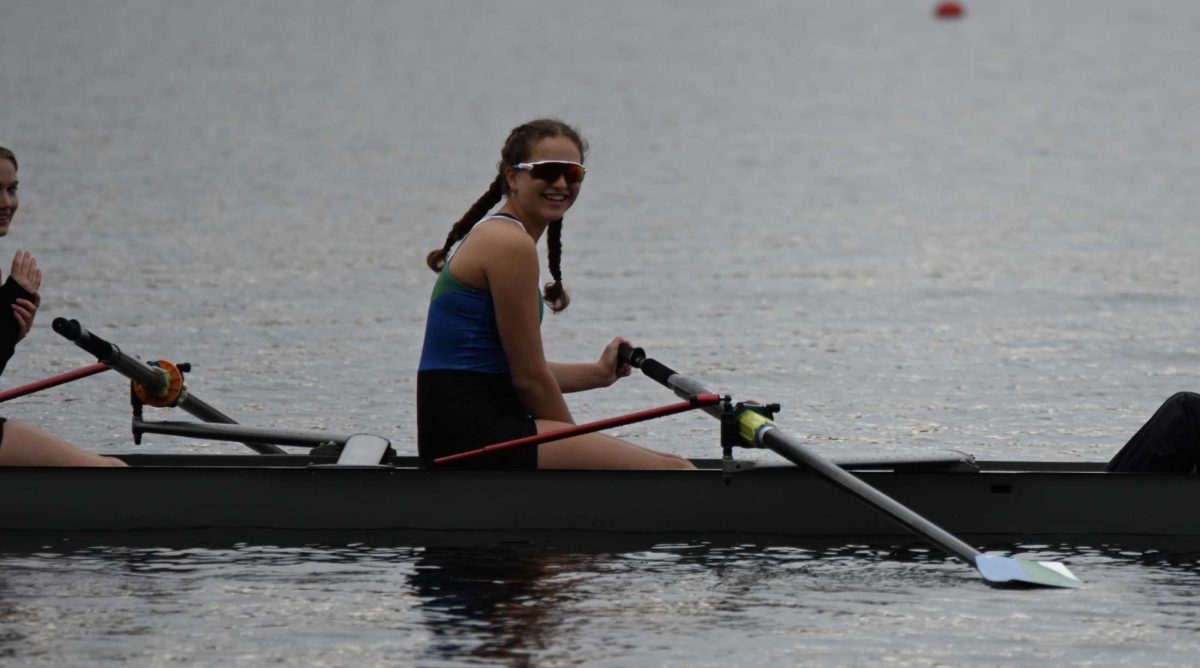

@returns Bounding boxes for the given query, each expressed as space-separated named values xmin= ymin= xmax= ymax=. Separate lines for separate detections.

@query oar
xmin=52 ymin=317 xmax=285 ymax=455
xmin=619 ymin=345 xmax=1081 ymax=589
xmin=0 ymin=363 xmax=110 ymax=403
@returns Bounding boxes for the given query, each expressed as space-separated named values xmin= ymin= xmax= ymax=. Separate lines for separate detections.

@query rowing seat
xmin=334 ymin=434 xmax=394 ymax=466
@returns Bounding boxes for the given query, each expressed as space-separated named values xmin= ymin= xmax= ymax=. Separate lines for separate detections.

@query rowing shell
xmin=34 ymin=319 xmax=1089 ymax=588
xmin=0 ymin=456 xmax=1193 ymax=547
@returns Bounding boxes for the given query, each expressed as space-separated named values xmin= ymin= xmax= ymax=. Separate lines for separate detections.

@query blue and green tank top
xmin=418 ymin=215 xmax=544 ymax=374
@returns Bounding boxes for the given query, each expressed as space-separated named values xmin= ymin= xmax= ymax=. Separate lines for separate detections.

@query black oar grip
xmin=53 ymin=317 xmax=115 ymax=362
xmin=51 ymin=317 xmax=80 ymax=340
xmin=619 ymin=344 xmax=676 ymax=385
xmin=618 ymin=344 xmax=645 ymax=368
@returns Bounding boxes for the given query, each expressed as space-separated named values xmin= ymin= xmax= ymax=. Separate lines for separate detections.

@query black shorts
xmin=417 ymin=370 xmax=538 ymax=469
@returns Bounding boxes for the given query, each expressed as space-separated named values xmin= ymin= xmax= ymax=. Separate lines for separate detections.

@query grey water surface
xmin=1 ymin=0 xmax=1198 ymax=665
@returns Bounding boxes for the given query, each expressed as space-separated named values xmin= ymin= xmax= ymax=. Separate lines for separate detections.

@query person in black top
xmin=0 ymin=146 xmax=125 ymax=466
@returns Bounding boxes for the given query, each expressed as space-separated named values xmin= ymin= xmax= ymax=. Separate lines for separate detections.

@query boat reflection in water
xmin=410 ymin=543 xmax=578 ymax=665
xmin=5 ymin=531 xmax=1200 ymax=665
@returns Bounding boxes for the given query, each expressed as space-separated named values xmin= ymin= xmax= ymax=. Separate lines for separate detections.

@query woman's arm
xmin=548 ymin=337 xmax=633 ymax=393
xmin=481 ymin=226 xmax=575 ymax=424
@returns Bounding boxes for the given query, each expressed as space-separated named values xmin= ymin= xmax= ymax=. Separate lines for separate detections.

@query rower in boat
xmin=417 ymin=119 xmax=692 ymax=470
xmin=0 ymin=146 xmax=124 ymax=467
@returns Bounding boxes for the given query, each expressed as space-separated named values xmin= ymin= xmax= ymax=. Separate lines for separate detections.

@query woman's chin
xmin=539 ymin=202 xmax=571 ymax=219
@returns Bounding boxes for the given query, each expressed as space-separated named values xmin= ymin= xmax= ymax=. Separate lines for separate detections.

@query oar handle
xmin=619 ymin=344 xmax=679 ymax=390
xmin=53 ymin=317 xmax=117 ymax=364
xmin=53 ymin=317 xmax=166 ymax=392
xmin=618 ymin=344 xmax=645 ymax=368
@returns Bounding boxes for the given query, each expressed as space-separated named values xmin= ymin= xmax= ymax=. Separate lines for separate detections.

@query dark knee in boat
xmin=1165 ymin=391 xmax=1200 ymax=411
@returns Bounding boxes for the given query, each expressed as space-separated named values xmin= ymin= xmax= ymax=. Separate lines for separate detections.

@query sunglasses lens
xmin=529 ymin=162 xmax=585 ymax=184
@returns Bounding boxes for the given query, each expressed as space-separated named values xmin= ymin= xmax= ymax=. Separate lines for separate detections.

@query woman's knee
xmin=1164 ymin=391 xmax=1200 ymax=411
xmin=0 ymin=420 xmax=125 ymax=467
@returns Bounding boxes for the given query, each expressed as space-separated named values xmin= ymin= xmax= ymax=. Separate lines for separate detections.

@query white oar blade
xmin=975 ymin=555 xmax=1082 ymax=589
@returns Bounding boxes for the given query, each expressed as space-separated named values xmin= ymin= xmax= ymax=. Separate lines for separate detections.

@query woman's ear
xmin=504 ymin=167 xmax=519 ymax=196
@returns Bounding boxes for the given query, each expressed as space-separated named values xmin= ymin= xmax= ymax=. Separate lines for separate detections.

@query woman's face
xmin=506 ymin=135 xmax=584 ymax=224
xmin=0 ymin=159 xmax=16 ymax=237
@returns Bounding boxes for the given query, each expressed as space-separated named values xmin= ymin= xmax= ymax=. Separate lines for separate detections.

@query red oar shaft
xmin=0 ymin=363 xmax=110 ymax=403
xmin=434 ymin=393 xmax=722 ymax=465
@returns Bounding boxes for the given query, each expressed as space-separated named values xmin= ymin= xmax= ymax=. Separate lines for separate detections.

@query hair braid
xmin=425 ymin=174 xmax=505 ymax=272
xmin=543 ymin=219 xmax=570 ymax=313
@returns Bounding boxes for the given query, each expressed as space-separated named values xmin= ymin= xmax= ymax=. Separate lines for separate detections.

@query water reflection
xmin=409 ymin=543 xmax=574 ymax=666
xmin=3 ymin=534 xmax=1200 ymax=664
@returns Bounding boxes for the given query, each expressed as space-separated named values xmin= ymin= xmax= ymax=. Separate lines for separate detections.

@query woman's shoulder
xmin=464 ymin=218 xmax=536 ymax=255
xmin=448 ymin=218 xmax=537 ymax=289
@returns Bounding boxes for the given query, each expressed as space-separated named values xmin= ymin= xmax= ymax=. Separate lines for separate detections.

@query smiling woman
xmin=416 ymin=119 xmax=693 ymax=471
xmin=0 ymin=146 xmax=125 ymax=467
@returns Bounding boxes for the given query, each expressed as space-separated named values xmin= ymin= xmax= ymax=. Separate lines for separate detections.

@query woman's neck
xmin=498 ymin=205 xmax=546 ymax=242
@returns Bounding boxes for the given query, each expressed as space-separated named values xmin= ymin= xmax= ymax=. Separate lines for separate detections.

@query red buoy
xmin=935 ymin=1 xmax=964 ymax=19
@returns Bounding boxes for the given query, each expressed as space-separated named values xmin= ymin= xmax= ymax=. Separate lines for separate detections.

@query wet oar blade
xmin=974 ymin=555 xmax=1082 ymax=589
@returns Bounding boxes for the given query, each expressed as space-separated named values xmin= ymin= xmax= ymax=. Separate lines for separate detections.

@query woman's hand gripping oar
xmin=618 ymin=345 xmax=1081 ymax=589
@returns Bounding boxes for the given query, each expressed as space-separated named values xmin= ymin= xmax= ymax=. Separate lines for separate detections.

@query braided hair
xmin=425 ymin=119 xmax=587 ymax=313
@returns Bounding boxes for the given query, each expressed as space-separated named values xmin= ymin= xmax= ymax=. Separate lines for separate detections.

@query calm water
xmin=2 ymin=0 xmax=1199 ymax=665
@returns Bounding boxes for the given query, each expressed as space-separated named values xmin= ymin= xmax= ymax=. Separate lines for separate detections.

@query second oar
xmin=52 ymin=317 xmax=285 ymax=455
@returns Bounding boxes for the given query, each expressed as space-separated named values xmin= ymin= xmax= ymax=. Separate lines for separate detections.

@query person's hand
xmin=598 ymin=336 xmax=634 ymax=387
xmin=10 ymin=250 xmax=42 ymax=296
xmin=12 ymin=297 xmax=37 ymax=341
